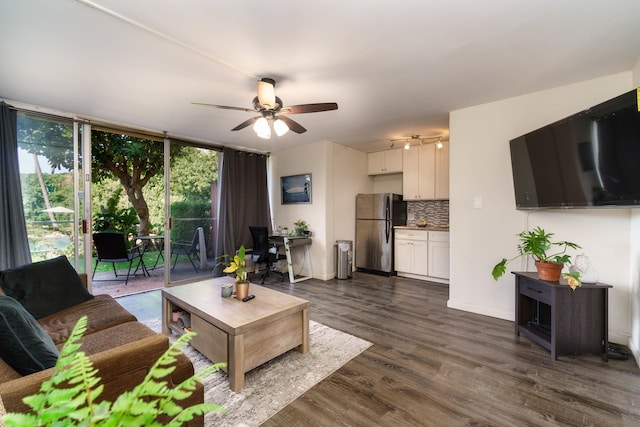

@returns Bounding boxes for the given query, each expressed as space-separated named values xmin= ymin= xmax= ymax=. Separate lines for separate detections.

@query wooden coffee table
xmin=161 ymin=278 xmax=309 ymax=391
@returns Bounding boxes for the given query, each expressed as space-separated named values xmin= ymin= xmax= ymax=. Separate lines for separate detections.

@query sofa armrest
xmin=0 ymin=333 xmax=199 ymax=414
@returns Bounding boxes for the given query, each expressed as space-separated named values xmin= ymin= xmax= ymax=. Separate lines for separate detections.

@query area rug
xmin=142 ymin=318 xmax=372 ymax=426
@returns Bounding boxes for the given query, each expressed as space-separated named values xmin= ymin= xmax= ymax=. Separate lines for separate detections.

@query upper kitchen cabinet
xmin=403 ymin=141 xmax=449 ymax=200
xmin=435 ymin=140 xmax=449 ymax=199
xmin=368 ymin=148 xmax=403 ymax=175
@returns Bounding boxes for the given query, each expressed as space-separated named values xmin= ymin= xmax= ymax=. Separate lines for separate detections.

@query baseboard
xmin=397 ymin=272 xmax=449 ymax=284
xmin=447 ymin=299 xmax=513 ymax=321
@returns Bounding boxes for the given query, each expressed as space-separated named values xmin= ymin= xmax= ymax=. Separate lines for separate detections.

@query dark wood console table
xmin=513 ymin=272 xmax=611 ymax=361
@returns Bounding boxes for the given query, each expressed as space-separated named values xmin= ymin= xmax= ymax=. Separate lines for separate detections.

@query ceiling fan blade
xmin=192 ymin=102 xmax=254 ymax=113
xmin=257 ymin=78 xmax=277 ymax=109
xmin=231 ymin=116 xmax=260 ymax=131
xmin=276 ymin=115 xmax=307 ymax=134
xmin=281 ymin=102 xmax=338 ymax=114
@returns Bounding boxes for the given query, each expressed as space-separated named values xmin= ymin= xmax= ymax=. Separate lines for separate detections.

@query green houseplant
xmin=492 ymin=226 xmax=582 ymax=288
xmin=219 ymin=245 xmax=250 ymax=299
xmin=293 ymin=219 xmax=308 ymax=237
xmin=1 ymin=316 xmax=225 ymax=426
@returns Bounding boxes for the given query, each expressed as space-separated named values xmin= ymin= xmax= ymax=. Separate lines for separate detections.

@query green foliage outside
xmin=91 ymin=131 xmax=181 ymax=236
xmin=17 ymin=113 xmax=219 ymax=265
xmin=93 ymin=189 xmax=140 ymax=239
xmin=1 ymin=316 xmax=225 ymax=426
xmin=171 ymin=200 xmax=213 ymax=259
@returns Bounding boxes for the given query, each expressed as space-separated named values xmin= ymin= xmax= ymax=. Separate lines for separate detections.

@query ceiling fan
xmin=193 ymin=78 xmax=338 ymax=138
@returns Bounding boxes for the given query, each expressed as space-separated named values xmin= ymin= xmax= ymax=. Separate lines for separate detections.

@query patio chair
xmin=171 ymin=227 xmax=202 ymax=272
xmin=92 ymin=232 xmax=149 ymax=285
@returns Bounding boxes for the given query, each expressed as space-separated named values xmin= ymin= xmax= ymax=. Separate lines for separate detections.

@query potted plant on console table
xmin=491 ymin=226 xmax=582 ymax=289
xmin=293 ymin=219 xmax=309 ymax=237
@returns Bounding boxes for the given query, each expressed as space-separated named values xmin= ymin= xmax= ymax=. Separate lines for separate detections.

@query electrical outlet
xmin=474 ymin=197 xmax=483 ymax=208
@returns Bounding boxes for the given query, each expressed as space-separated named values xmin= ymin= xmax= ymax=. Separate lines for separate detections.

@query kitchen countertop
xmin=395 ymin=226 xmax=450 ymax=232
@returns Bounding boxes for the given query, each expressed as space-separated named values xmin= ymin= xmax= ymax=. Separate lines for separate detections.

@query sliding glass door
xmin=167 ymin=141 xmax=219 ymax=284
xmin=15 ymin=111 xmax=219 ymax=288
xmin=16 ymin=114 xmax=86 ymax=271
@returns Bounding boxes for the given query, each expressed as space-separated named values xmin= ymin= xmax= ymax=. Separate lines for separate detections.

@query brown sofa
xmin=0 ymin=256 xmax=203 ymax=425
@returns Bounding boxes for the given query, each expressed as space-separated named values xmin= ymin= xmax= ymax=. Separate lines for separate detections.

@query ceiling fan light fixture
xmin=257 ymin=78 xmax=276 ymax=109
xmin=253 ymin=117 xmax=271 ymax=138
xmin=274 ymin=118 xmax=289 ymax=136
xmin=256 ymin=128 xmax=271 ymax=139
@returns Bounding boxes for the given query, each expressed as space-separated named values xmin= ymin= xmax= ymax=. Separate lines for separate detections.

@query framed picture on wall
xmin=281 ymin=173 xmax=312 ymax=204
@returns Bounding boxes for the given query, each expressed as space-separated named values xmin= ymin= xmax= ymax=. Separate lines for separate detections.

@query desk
xmin=269 ymin=236 xmax=312 ymax=283
xmin=136 ymin=235 xmax=164 ymax=269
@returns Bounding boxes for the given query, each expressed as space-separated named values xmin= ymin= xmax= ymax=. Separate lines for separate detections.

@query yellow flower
xmin=223 ymin=256 xmax=240 ymax=274
xmin=563 ymin=273 xmax=581 ymax=290
xmin=219 ymin=246 xmax=248 ymax=284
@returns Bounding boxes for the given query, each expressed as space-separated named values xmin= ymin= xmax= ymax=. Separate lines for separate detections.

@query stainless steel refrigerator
xmin=355 ymin=193 xmax=406 ymax=274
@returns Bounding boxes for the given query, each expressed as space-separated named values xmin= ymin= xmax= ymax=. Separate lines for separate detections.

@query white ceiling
xmin=1 ymin=0 xmax=639 ymax=153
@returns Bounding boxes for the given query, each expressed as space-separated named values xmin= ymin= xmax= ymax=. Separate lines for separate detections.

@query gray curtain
xmin=215 ymin=147 xmax=272 ymax=270
xmin=0 ymin=102 xmax=32 ymax=269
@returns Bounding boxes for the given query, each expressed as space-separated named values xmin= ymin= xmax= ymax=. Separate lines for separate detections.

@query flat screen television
xmin=510 ymin=88 xmax=640 ymax=209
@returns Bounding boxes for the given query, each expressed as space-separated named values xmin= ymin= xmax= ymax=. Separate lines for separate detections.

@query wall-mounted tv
xmin=510 ymin=88 xmax=640 ymax=209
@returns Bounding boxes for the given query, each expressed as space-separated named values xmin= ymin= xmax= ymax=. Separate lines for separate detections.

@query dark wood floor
xmin=261 ymin=272 xmax=640 ymax=427
xmin=117 ymin=272 xmax=640 ymax=426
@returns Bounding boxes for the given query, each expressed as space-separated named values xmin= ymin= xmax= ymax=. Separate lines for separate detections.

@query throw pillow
xmin=0 ymin=296 xmax=59 ymax=375
xmin=0 ymin=256 xmax=93 ymax=319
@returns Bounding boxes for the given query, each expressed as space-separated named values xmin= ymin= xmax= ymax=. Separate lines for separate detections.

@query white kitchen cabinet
xmin=412 ymin=240 xmax=429 ymax=276
xmin=395 ymin=231 xmax=429 ymax=276
xmin=402 ymin=141 xmax=449 ymax=200
xmin=395 ymin=228 xmax=449 ymax=283
xmin=394 ymin=239 xmax=413 ymax=272
xmin=368 ymin=148 xmax=403 ymax=175
xmin=427 ymin=231 xmax=450 ymax=280
xmin=435 ymin=141 xmax=449 ymax=199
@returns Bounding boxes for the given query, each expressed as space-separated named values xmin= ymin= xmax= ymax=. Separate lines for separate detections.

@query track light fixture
xmin=390 ymin=135 xmax=445 ymax=150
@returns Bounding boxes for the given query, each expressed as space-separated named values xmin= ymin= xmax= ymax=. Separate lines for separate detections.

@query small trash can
xmin=336 ymin=240 xmax=353 ymax=279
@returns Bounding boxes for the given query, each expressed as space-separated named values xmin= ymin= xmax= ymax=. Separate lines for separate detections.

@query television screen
xmin=510 ymin=89 xmax=640 ymax=209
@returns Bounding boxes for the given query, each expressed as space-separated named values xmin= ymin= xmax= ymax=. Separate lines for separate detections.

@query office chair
xmin=249 ymin=226 xmax=283 ymax=284
xmin=92 ymin=232 xmax=148 ymax=285
xmin=170 ymin=227 xmax=202 ymax=272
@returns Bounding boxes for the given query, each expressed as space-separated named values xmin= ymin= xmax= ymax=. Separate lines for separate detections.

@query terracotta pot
xmin=235 ymin=282 xmax=250 ymax=300
xmin=535 ymin=261 xmax=563 ymax=282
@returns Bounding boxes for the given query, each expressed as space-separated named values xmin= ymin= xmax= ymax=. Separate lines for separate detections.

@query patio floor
xmin=90 ymin=260 xmax=213 ymax=298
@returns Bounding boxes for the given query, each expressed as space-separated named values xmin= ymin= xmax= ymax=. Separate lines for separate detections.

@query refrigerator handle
xmin=385 ymin=196 xmax=391 ymax=243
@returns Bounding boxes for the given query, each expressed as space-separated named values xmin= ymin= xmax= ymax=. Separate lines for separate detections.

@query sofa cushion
xmin=39 ymin=294 xmax=137 ymax=345
xmin=0 ymin=256 xmax=93 ymax=319
xmin=0 ymin=296 xmax=59 ymax=375
xmin=68 ymin=320 xmax=156 ymax=355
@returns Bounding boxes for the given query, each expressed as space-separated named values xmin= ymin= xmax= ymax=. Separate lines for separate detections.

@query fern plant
xmin=1 ymin=316 xmax=225 ymax=426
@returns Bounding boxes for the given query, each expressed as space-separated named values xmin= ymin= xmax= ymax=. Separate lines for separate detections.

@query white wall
xmin=269 ymin=141 xmax=369 ymax=279
xmin=332 ymin=144 xmax=373 ymax=276
xmin=448 ymin=72 xmax=635 ymax=346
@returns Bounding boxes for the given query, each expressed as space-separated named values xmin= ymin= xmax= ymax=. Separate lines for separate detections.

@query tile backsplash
xmin=406 ymin=200 xmax=449 ymax=227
